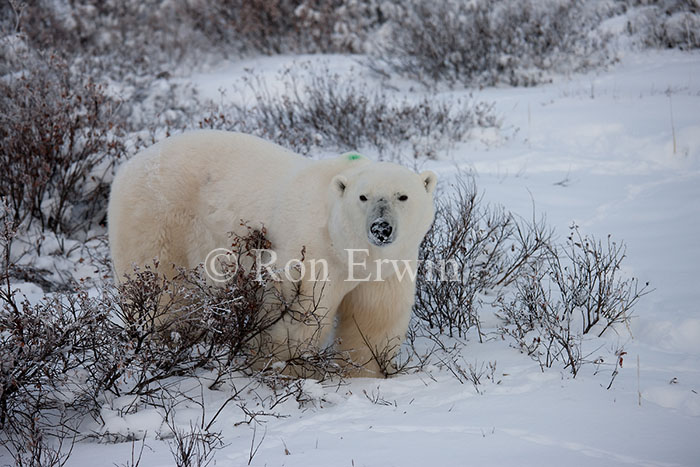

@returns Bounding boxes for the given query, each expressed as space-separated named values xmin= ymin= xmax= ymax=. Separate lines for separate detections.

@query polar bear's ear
xmin=332 ymin=175 xmax=348 ymax=196
xmin=420 ymin=171 xmax=437 ymax=194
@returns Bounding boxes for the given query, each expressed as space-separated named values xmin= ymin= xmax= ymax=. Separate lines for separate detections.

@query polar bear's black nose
xmin=369 ymin=219 xmax=394 ymax=246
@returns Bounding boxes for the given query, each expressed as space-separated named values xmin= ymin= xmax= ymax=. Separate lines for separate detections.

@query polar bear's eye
xmin=359 ymin=195 xmax=368 ymax=202
xmin=398 ymin=195 xmax=408 ymax=201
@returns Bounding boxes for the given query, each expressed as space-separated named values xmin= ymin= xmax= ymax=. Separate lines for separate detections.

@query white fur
xmin=108 ymin=130 xmax=437 ymax=376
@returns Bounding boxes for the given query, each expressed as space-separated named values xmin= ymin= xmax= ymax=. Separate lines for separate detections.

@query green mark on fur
xmin=347 ymin=153 xmax=363 ymax=161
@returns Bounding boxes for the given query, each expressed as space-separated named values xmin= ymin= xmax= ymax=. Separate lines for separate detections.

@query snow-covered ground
xmin=10 ymin=50 xmax=700 ymax=466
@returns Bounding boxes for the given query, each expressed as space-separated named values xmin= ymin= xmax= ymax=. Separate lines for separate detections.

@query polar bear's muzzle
xmin=368 ymin=217 xmax=395 ymax=246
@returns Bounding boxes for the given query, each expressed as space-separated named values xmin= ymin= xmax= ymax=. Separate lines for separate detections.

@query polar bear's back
xmin=108 ymin=130 xmax=308 ymax=281
xmin=153 ymin=130 xmax=304 ymax=181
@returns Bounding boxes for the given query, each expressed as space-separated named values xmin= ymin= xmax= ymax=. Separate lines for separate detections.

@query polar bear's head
xmin=328 ymin=160 xmax=437 ymax=261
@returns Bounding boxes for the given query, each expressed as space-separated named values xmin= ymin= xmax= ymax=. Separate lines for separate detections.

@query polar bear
xmin=108 ymin=130 xmax=437 ymax=377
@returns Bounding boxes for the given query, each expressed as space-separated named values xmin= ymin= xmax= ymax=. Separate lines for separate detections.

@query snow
xmin=4 ymin=48 xmax=700 ymax=467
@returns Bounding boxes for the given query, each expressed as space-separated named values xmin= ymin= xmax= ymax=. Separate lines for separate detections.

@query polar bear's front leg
xmin=258 ymin=279 xmax=339 ymax=378
xmin=335 ymin=274 xmax=415 ymax=377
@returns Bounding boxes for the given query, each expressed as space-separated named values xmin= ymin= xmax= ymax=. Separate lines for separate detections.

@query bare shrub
xmin=378 ymin=0 xmax=611 ymax=87
xmin=92 ymin=227 xmax=293 ymax=402
xmin=3 ymin=0 xmax=205 ymax=76
xmin=199 ymin=66 xmax=497 ymax=159
xmin=1 ymin=413 xmax=76 ymax=467
xmin=623 ymin=1 xmax=700 ymax=50
xmin=412 ymin=190 xmax=647 ymax=381
xmin=396 ymin=321 xmax=506 ymax=391
xmin=2 ymin=0 xmax=385 ymax=78
xmin=167 ymin=421 xmax=224 ymax=467
xmin=0 ymin=204 xmax=112 ymax=434
xmin=0 ymin=208 xmax=96 ymax=463
xmin=414 ymin=178 xmax=552 ymax=339
xmin=186 ymin=0 xmax=386 ymax=55
xmin=351 ymin=328 xmax=407 ymax=378
xmin=0 ymin=52 xmax=125 ymax=235
xmin=115 ymin=437 xmax=147 ymax=467
xmin=246 ymin=424 xmax=266 ymax=466
xmin=445 ymin=359 xmax=498 ymax=395
xmin=498 ymin=265 xmax=584 ymax=375
xmin=497 ymin=225 xmax=650 ymax=376
xmin=1 ymin=223 xmax=351 ymax=454
xmin=0 ymin=288 xmax=105 ymax=426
